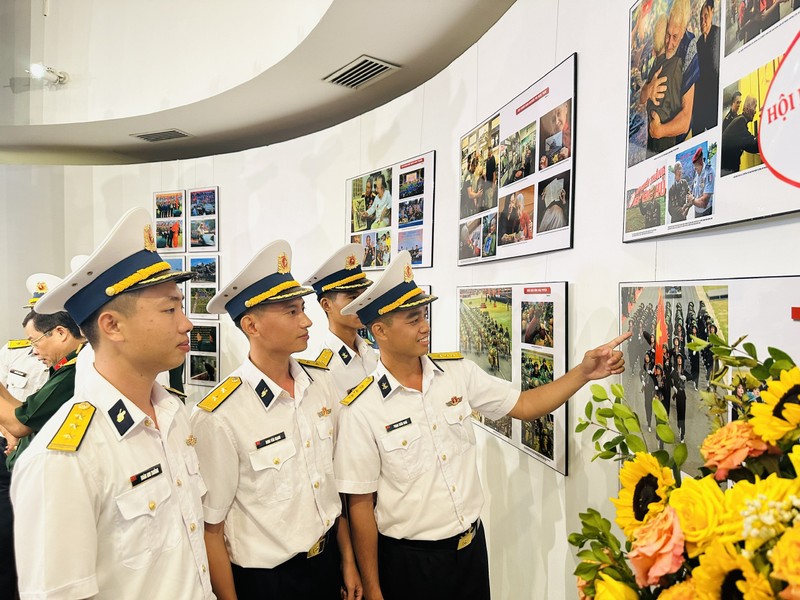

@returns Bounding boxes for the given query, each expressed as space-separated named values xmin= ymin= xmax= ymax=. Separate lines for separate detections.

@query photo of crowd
xmin=397 ymin=228 xmax=423 ymax=265
xmin=155 ymin=191 xmax=184 ymax=219
xmin=725 ymin=0 xmax=799 ymax=55
xmin=459 ymin=115 xmax=500 ymax=219
xmin=190 ymin=218 xmax=217 ymax=250
xmin=350 ymin=170 xmax=393 ymax=233
xmin=538 ymin=99 xmax=572 ymax=170
xmin=189 ymin=187 xmax=217 ymax=217
xmin=189 ymin=354 xmax=218 ymax=385
xmin=497 ymin=185 xmax=535 ymax=246
xmin=499 ymin=122 xmax=536 ymax=187
xmin=720 ymin=55 xmax=779 ymax=176
xmin=620 ymin=283 xmax=729 ymax=474
xmin=399 ymin=168 xmax=424 ymax=199
xmin=628 ymin=0 xmax=721 ymax=167
xmin=156 ymin=219 xmax=183 ymax=251
xmin=398 ymin=198 xmax=424 ymax=228
xmin=536 ymin=171 xmax=571 ymax=233
xmin=521 ymin=301 xmax=554 ymax=347
xmin=521 ymin=349 xmax=556 ymax=459
xmin=189 ymin=256 xmax=218 ymax=284
xmin=458 ymin=287 xmax=513 ymax=382
xmin=458 ymin=218 xmax=483 ymax=261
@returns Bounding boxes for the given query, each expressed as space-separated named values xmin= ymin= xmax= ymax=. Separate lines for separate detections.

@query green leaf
xmin=652 ymin=450 xmax=670 ymax=466
xmin=657 ymin=424 xmax=675 ymax=443
xmin=623 ymin=417 xmax=640 ymax=433
xmin=711 ymin=346 xmax=732 ymax=356
xmin=584 ymin=402 xmax=593 ymax=420
xmin=652 ymin=398 xmax=668 ymax=422
xmin=574 ymin=561 xmax=600 ymax=579
xmin=597 ymin=414 xmax=608 ymax=427
xmin=709 ymin=332 xmax=727 ymax=346
xmin=597 ymin=408 xmax=615 ymax=418
xmin=743 ymin=342 xmax=758 ymax=360
xmin=768 ymin=347 xmax=795 ymax=365
xmin=592 ymin=428 xmax=605 ymax=443
xmin=772 ymin=359 xmax=794 ymax=374
xmin=673 ymin=442 xmax=688 ymax=467
xmin=730 ymin=334 xmax=747 ymax=348
xmin=590 ymin=384 xmax=609 ymax=401
xmin=575 ymin=421 xmax=590 ymax=433
xmin=610 ymin=383 xmax=625 ymax=399
xmin=688 ymin=334 xmax=709 ymax=350
xmin=604 ymin=435 xmax=624 ymax=449
xmin=612 ymin=403 xmax=635 ymax=420
xmin=625 ymin=434 xmax=646 ymax=453
xmin=597 ymin=450 xmax=616 ymax=460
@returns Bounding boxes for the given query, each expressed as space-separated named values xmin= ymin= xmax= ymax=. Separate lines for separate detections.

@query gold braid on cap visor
xmin=321 ymin=272 xmax=366 ymax=292
xmin=378 ymin=287 xmax=423 ymax=315
xmin=105 ymin=262 xmax=171 ymax=297
xmin=244 ymin=280 xmax=302 ymax=308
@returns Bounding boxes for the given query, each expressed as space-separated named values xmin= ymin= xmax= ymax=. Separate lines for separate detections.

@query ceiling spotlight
xmin=28 ymin=63 xmax=69 ymax=84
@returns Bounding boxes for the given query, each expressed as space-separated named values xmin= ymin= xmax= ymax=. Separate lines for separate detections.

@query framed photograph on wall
xmin=189 ymin=255 xmax=218 ymax=286
xmin=458 ymin=282 xmax=569 ymax=474
xmin=345 ymin=151 xmax=436 ymax=270
xmin=187 ymin=321 xmax=220 ymax=387
xmin=153 ymin=190 xmax=186 ymax=253
xmin=189 ymin=285 xmax=217 ymax=320
xmin=188 ymin=186 xmax=219 ymax=252
xmin=623 ymin=0 xmax=800 ymax=241
xmin=457 ymin=54 xmax=576 ymax=265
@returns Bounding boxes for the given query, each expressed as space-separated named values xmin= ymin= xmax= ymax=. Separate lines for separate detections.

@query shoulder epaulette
xmin=296 ymin=358 xmax=330 ymax=371
xmin=341 ymin=376 xmax=374 ymax=406
xmin=47 ymin=402 xmax=96 ymax=452
xmin=8 ymin=339 xmax=31 ymax=350
xmin=314 ymin=348 xmax=334 ymax=368
xmin=197 ymin=377 xmax=242 ymax=412
xmin=163 ymin=386 xmax=188 ymax=399
xmin=427 ymin=352 xmax=463 ymax=360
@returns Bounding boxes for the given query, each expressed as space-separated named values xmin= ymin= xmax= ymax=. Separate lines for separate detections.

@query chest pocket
xmin=114 ymin=476 xmax=179 ymax=569
xmin=6 ymin=370 xmax=29 ymax=392
xmin=248 ymin=438 xmax=297 ymax=504
xmin=184 ymin=448 xmax=207 ymax=514
xmin=315 ymin=418 xmax=335 ymax=467
xmin=380 ymin=423 xmax=430 ymax=481
xmin=443 ymin=402 xmax=476 ymax=453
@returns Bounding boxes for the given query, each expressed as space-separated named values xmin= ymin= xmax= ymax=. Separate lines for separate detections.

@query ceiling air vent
xmin=130 ymin=129 xmax=192 ymax=143
xmin=323 ymin=55 xmax=399 ymax=90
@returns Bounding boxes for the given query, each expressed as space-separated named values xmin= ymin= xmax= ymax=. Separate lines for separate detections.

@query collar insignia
xmin=338 ymin=345 xmax=352 ymax=365
xmin=378 ymin=374 xmax=391 ymax=398
xmin=144 ymin=224 xmax=156 ymax=252
xmin=277 ymin=252 xmax=290 ymax=274
xmin=446 ymin=396 xmax=463 ymax=407
xmin=255 ymin=379 xmax=275 ymax=408
xmin=109 ymin=399 xmax=134 ymax=436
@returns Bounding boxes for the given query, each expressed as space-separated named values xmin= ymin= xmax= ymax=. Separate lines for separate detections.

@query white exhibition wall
xmin=2 ymin=0 xmax=800 ymax=597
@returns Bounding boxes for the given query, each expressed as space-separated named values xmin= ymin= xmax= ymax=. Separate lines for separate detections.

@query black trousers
xmin=0 ymin=440 xmax=16 ymax=600
xmin=231 ymin=534 xmax=341 ymax=600
xmin=378 ymin=521 xmax=491 ymax=600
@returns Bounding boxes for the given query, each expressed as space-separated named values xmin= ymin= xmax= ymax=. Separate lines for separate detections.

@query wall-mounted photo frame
xmin=188 ymin=186 xmax=218 ymax=218
xmin=187 ymin=321 xmax=220 ymax=387
xmin=190 ymin=217 xmax=218 ymax=252
xmin=345 ymin=151 xmax=436 ymax=270
xmin=188 ymin=186 xmax=219 ymax=252
xmin=153 ymin=190 xmax=186 ymax=253
xmin=189 ymin=285 xmax=217 ymax=320
xmin=457 ymin=54 xmax=576 ymax=265
xmin=189 ymin=255 xmax=218 ymax=286
xmin=458 ymin=282 xmax=569 ymax=475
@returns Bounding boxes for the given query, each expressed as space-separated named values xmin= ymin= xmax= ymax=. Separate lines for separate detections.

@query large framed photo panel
xmin=346 ymin=151 xmax=435 ymax=270
xmin=620 ymin=276 xmax=800 ymax=476
xmin=153 ymin=190 xmax=186 ymax=253
xmin=458 ymin=282 xmax=569 ymax=474
xmin=624 ymin=0 xmax=800 ymax=241
xmin=458 ymin=54 xmax=576 ymax=265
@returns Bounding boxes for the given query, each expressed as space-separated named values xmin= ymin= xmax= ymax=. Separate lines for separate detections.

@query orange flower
xmin=628 ymin=505 xmax=685 ymax=587
xmin=700 ymin=420 xmax=770 ymax=481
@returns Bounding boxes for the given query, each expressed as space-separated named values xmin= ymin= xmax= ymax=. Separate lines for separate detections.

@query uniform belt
xmin=305 ymin=526 xmax=334 ymax=559
xmin=379 ymin=519 xmax=481 ymax=551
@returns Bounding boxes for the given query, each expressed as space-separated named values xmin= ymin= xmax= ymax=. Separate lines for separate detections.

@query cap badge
xmin=36 ymin=281 xmax=48 ymax=293
xmin=277 ymin=252 xmax=290 ymax=274
xmin=403 ymin=264 xmax=414 ymax=283
xmin=345 ymin=254 xmax=358 ymax=270
xmin=144 ymin=224 xmax=156 ymax=252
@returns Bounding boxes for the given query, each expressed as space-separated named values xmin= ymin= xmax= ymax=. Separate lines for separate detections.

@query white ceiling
xmin=0 ymin=0 xmax=516 ymax=165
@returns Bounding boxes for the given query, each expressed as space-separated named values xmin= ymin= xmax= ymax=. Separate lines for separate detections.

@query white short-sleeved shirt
xmin=11 ymin=365 xmax=214 ymax=600
xmin=318 ymin=330 xmax=378 ymax=400
xmin=190 ymin=358 xmax=341 ymax=569
xmin=0 ymin=342 xmax=48 ymax=403
xmin=334 ymin=356 xmax=518 ymax=541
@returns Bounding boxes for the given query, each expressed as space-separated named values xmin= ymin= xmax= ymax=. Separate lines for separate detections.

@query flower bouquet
xmin=570 ymin=334 xmax=800 ymax=599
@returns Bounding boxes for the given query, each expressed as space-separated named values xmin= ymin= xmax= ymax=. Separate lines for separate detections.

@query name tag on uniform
xmin=457 ymin=525 xmax=475 ymax=550
xmin=385 ymin=418 xmax=412 ymax=433
xmin=255 ymin=432 xmax=286 ymax=449
xmin=130 ymin=464 xmax=162 ymax=487
xmin=9 ymin=369 xmax=27 ymax=377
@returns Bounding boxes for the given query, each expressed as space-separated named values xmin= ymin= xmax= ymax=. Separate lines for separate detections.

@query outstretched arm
xmin=508 ymin=332 xmax=631 ymax=421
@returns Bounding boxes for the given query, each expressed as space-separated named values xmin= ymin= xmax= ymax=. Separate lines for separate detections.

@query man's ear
xmin=240 ymin=313 xmax=259 ymax=338
xmin=319 ymin=296 xmax=332 ymax=315
xmin=370 ymin=320 xmax=388 ymax=342
xmin=97 ymin=310 xmax=126 ymax=343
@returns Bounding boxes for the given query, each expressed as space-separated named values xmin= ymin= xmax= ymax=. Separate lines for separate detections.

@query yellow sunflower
xmin=692 ymin=541 xmax=774 ymax=600
xmin=716 ymin=479 xmax=756 ymax=545
xmin=771 ymin=522 xmax=800 ymax=587
xmin=669 ymin=475 xmax=725 ymax=558
xmin=750 ymin=367 xmax=800 ymax=444
xmin=738 ymin=474 xmax=800 ymax=553
xmin=611 ymin=452 xmax=675 ymax=539
xmin=658 ymin=579 xmax=697 ymax=600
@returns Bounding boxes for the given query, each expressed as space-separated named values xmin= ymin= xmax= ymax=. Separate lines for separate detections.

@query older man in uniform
xmin=334 ymin=251 xmax=629 ymax=600
xmin=303 ymin=243 xmax=377 ymax=397
xmin=11 ymin=207 xmax=213 ymax=600
xmin=191 ymin=240 xmax=360 ymax=600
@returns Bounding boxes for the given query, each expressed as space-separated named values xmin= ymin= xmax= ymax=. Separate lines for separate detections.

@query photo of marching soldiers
xmin=458 ymin=287 xmax=513 ymax=382
xmin=521 ymin=349 xmax=555 ymax=458
xmin=621 ymin=283 xmax=729 ymax=474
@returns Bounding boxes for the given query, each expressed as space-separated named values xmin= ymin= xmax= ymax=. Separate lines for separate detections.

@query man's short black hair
xmin=22 ymin=309 xmax=82 ymax=339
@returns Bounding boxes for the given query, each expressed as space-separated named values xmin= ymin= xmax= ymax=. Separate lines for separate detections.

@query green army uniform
xmin=5 ymin=346 xmax=80 ymax=472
